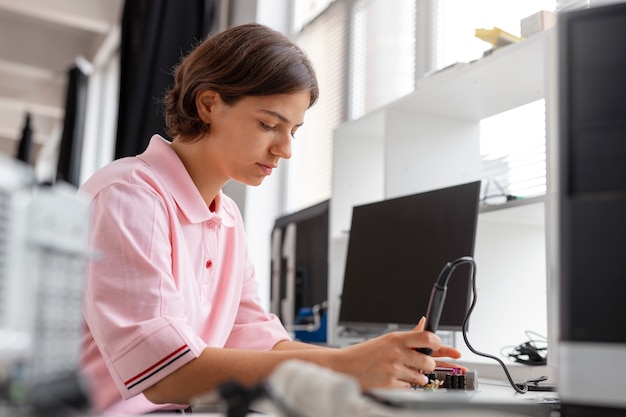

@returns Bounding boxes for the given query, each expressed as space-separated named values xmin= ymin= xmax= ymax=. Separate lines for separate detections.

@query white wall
xmin=459 ymin=202 xmax=548 ymax=362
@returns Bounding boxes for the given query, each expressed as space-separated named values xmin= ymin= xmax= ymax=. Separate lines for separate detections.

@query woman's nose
xmin=271 ymin=133 xmax=292 ymax=159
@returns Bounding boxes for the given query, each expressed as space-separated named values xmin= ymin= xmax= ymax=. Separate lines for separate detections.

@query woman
xmin=79 ymin=23 xmax=461 ymax=415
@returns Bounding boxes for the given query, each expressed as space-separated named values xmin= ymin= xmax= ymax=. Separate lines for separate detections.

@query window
xmin=288 ymin=0 xmax=347 ymax=212
xmin=80 ymin=47 xmax=120 ymax=184
xmin=431 ymin=0 xmax=555 ymax=71
xmin=480 ymin=100 xmax=547 ymax=203
xmin=349 ymin=0 xmax=416 ymax=119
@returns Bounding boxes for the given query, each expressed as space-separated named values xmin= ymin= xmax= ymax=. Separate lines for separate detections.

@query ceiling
xmin=0 ymin=0 xmax=124 ymax=161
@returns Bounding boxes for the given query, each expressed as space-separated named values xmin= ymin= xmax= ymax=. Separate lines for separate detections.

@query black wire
xmin=456 ymin=258 xmax=547 ymax=394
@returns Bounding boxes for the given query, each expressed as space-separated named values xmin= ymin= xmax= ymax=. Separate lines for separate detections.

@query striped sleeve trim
xmin=124 ymin=344 xmax=191 ymax=390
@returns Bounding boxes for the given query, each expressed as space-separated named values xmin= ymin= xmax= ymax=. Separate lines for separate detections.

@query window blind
xmin=289 ymin=0 xmax=348 ymax=212
xmin=480 ymin=100 xmax=547 ymax=203
xmin=349 ymin=0 xmax=416 ymax=120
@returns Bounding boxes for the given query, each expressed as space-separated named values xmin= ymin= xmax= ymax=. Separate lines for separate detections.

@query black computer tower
xmin=558 ymin=3 xmax=626 ymax=416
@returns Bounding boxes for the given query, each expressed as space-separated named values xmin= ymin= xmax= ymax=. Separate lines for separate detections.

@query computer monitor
xmin=557 ymin=2 xmax=626 ymax=414
xmin=338 ymin=181 xmax=481 ymax=333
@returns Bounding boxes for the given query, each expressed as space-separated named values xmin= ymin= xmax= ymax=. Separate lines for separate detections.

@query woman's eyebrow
xmin=259 ymin=109 xmax=304 ymax=127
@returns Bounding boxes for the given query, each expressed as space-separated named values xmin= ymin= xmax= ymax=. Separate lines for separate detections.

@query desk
xmin=0 ymin=382 xmax=558 ymax=417
xmin=368 ymin=379 xmax=559 ymax=417
xmin=187 ymin=378 xmax=559 ymax=417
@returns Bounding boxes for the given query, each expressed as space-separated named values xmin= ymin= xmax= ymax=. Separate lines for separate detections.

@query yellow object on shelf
xmin=475 ymin=27 xmax=523 ymax=48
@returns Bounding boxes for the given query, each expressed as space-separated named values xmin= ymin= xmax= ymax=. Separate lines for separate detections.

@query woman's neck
xmin=170 ymin=137 xmax=225 ymax=210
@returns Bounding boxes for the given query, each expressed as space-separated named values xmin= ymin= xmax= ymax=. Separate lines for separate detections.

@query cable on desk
xmin=457 ymin=258 xmax=548 ymax=394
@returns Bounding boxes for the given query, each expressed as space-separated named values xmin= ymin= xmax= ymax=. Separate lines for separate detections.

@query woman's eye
xmin=260 ymin=122 xmax=276 ymax=131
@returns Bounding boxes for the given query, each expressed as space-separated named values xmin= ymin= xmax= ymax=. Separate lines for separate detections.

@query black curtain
xmin=115 ymin=0 xmax=216 ymax=159
xmin=16 ymin=112 xmax=33 ymax=164
xmin=57 ymin=66 xmax=88 ymax=186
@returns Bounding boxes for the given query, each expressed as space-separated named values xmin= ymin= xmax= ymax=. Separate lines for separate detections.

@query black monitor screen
xmin=338 ymin=181 xmax=481 ymax=331
xmin=558 ymin=2 xmax=626 ymax=344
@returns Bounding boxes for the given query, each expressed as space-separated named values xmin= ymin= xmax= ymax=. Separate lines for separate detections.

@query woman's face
xmin=199 ymin=90 xmax=311 ymax=186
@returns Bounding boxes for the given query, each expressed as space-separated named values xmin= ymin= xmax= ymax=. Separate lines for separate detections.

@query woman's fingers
xmin=432 ymin=345 xmax=462 ymax=359
xmin=434 ymin=361 xmax=468 ymax=374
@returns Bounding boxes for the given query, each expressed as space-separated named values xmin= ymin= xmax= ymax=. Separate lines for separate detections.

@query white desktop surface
xmin=184 ymin=378 xmax=558 ymax=417
xmin=18 ymin=381 xmax=555 ymax=417
xmin=178 ymin=412 xmax=294 ymax=416
xmin=368 ymin=378 xmax=559 ymax=416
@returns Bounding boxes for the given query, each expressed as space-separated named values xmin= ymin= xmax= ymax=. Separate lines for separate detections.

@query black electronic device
xmin=415 ymin=257 xmax=474 ymax=355
xmin=271 ymin=200 xmax=329 ymax=338
xmin=338 ymin=181 xmax=480 ymax=334
xmin=558 ymin=3 xmax=626 ymax=415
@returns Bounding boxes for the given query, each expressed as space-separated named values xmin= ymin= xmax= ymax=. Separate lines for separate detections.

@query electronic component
xmin=419 ymin=368 xmax=478 ymax=392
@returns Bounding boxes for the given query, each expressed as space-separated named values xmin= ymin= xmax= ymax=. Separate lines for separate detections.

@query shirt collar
xmin=138 ymin=135 xmax=235 ymax=227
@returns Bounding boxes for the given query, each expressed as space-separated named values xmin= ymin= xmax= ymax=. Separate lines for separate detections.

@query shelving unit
xmin=328 ymin=27 xmax=556 ymax=361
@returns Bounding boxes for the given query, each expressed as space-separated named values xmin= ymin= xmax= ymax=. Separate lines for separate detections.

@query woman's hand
xmin=413 ymin=317 xmax=465 ymax=373
xmin=333 ymin=317 xmax=463 ymax=389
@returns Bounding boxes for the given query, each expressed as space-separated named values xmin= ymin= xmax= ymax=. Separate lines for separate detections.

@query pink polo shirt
xmin=79 ymin=135 xmax=290 ymax=415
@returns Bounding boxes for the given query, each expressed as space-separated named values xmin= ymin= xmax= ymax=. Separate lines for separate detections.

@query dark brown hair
xmin=164 ymin=23 xmax=319 ymax=141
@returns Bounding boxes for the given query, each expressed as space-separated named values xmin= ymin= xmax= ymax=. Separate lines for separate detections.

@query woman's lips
xmin=258 ymin=163 xmax=275 ymax=175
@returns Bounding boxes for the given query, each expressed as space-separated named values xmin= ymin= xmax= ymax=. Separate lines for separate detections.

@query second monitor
xmin=338 ymin=181 xmax=481 ymax=334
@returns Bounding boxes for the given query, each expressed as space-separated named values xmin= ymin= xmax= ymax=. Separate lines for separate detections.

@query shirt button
xmin=207 ymin=221 xmax=216 ymax=228
xmin=205 ymin=260 xmax=213 ymax=268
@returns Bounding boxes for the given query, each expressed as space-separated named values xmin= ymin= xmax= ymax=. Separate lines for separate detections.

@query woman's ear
xmin=196 ymin=91 xmax=219 ymax=124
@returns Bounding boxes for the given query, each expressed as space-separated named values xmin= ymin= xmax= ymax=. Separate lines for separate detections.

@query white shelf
xmin=392 ymin=30 xmax=549 ymax=121
xmin=480 ymin=200 xmax=546 ymax=227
